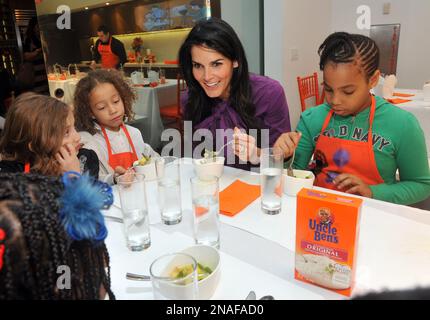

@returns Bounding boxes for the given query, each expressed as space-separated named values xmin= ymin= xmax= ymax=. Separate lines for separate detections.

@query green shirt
xmin=294 ymin=96 xmax=430 ymax=205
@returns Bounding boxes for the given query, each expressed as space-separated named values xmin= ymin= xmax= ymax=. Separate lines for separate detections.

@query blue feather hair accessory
xmin=59 ymin=171 xmax=112 ymax=243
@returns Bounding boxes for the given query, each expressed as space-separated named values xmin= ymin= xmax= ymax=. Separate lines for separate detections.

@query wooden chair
xmin=297 ymin=72 xmax=325 ymax=112
xmin=159 ymin=73 xmax=187 ymax=133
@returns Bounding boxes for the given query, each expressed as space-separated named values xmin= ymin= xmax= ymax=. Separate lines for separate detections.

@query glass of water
xmin=156 ymin=157 xmax=182 ymax=225
xmin=260 ymin=148 xmax=284 ymax=215
xmin=117 ymin=172 xmax=151 ymax=251
xmin=190 ymin=177 xmax=220 ymax=249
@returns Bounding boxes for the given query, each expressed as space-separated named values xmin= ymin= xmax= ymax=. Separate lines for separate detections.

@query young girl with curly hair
xmin=74 ymin=69 xmax=158 ymax=184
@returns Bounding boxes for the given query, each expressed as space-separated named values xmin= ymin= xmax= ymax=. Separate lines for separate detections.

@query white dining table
xmin=103 ymin=159 xmax=430 ymax=300
xmin=48 ymin=78 xmax=80 ymax=105
xmin=130 ymin=79 xmax=177 ymax=150
xmin=390 ymin=88 xmax=430 ymax=154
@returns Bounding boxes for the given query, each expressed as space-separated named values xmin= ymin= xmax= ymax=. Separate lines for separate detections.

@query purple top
xmin=182 ymin=74 xmax=291 ymax=170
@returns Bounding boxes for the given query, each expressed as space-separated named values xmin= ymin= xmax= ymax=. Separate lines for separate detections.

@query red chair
xmin=159 ymin=74 xmax=187 ymax=133
xmin=297 ymin=72 xmax=325 ymax=112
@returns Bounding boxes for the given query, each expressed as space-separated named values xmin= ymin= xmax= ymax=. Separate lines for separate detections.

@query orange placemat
xmin=393 ymin=92 xmax=415 ymax=98
xmin=219 ymin=180 xmax=261 ymax=217
xmin=387 ymin=98 xmax=412 ymax=104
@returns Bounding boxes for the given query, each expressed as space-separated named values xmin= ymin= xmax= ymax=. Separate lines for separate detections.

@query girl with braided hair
xmin=0 ymin=93 xmax=99 ymax=178
xmin=0 ymin=172 xmax=115 ymax=299
xmin=275 ymin=32 xmax=430 ymax=205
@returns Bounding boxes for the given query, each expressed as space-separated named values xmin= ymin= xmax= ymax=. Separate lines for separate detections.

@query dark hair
xmin=74 ymin=69 xmax=136 ymax=135
xmin=97 ymin=25 xmax=110 ymax=34
xmin=318 ymin=32 xmax=380 ymax=80
xmin=178 ymin=18 xmax=260 ymax=130
xmin=0 ymin=173 xmax=115 ymax=300
xmin=0 ymin=93 xmax=70 ymax=176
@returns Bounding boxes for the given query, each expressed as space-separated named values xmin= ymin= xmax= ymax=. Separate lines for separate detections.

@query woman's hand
xmin=274 ymin=131 xmax=302 ymax=158
xmin=56 ymin=143 xmax=81 ymax=173
xmin=233 ymin=127 xmax=260 ymax=164
xmin=333 ymin=174 xmax=373 ymax=198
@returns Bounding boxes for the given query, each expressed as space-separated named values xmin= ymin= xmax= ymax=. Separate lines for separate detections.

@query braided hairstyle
xmin=318 ymin=32 xmax=380 ymax=80
xmin=0 ymin=173 xmax=115 ymax=300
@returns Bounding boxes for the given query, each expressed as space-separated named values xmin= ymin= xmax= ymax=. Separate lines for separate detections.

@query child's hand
xmin=56 ymin=143 xmax=81 ymax=173
xmin=114 ymin=166 xmax=135 ymax=184
xmin=274 ymin=131 xmax=302 ymax=158
xmin=333 ymin=174 xmax=373 ymax=198
xmin=233 ymin=127 xmax=260 ymax=164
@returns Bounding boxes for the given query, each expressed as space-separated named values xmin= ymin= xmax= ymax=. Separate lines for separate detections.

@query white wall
xmin=221 ymin=0 xmax=262 ymax=74
xmin=331 ymin=0 xmax=430 ymax=89
xmin=264 ymin=0 xmax=332 ymax=129
xmin=223 ymin=0 xmax=430 ymax=129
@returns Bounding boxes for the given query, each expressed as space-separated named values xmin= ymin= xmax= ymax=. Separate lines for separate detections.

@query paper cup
xmin=283 ymin=169 xmax=315 ymax=196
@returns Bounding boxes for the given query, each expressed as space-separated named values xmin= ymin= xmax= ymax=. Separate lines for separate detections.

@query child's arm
xmin=80 ymin=132 xmax=116 ymax=185
xmin=292 ymin=113 xmax=317 ymax=170
xmin=369 ymin=114 xmax=430 ymax=205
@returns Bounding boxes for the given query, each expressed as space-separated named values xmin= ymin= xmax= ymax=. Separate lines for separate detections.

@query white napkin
xmin=382 ymin=74 xmax=397 ymax=99
xmin=131 ymin=71 xmax=144 ymax=84
xmin=372 ymin=75 xmax=385 ymax=97
xmin=148 ymin=70 xmax=159 ymax=83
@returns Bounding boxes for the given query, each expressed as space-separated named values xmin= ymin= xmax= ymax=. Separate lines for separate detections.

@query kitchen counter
xmin=76 ymin=62 xmax=178 ymax=68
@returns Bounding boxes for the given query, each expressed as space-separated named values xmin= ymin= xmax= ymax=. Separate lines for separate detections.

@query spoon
xmin=126 ymin=272 xmax=151 ymax=281
xmin=287 ymin=149 xmax=296 ymax=177
xmin=104 ymin=215 xmax=124 ymax=223
xmin=286 ymin=130 xmax=302 ymax=177
xmin=216 ymin=140 xmax=236 ymax=156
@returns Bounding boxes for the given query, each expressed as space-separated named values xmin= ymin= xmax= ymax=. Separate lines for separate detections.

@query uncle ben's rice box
xmin=295 ymin=188 xmax=362 ymax=297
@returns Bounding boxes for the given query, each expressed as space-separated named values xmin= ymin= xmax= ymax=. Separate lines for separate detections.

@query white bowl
xmin=283 ymin=169 xmax=315 ymax=196
xmin=181 ymin=245 xmax=221 ymax=300
xmin=153 ymin=245 xmax=221 ymax=300
xmin=193 ymin=157 xmax=225 ymax=181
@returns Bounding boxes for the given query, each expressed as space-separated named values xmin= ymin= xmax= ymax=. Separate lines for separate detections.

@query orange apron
xmin=101 ymin=125 xmax=138 ymax=170
xmin=24 ymin=162 xmax=30 ymax=173
xmin=312 ymin=96 xmax=384 ymax=189
xmin=98 ymin=37 xmax=119 ymax=69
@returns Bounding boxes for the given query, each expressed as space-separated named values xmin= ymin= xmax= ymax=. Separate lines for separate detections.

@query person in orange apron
xmin=91 ymin=25 xmax=127 ymax=70
xmin=100 ymin=124 xmax=138 ymax=172
xmin=275 ymin=96 xmax=382 ymax=198
xmin=312 ymin=95 xmax=384 ymax=195
xmin=98 ymin=36 xmax=120 ymax=70
xmin=274 ymin=32 xmax=430 ymax=206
